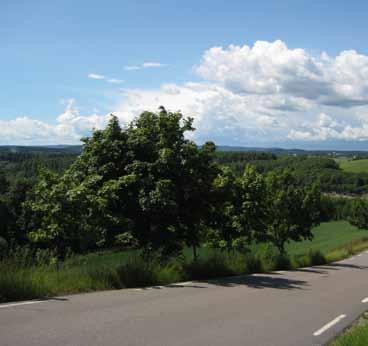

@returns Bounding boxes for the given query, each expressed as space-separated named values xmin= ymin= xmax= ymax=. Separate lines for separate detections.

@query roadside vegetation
xmin=330 ymin=312 xmax=368 ymax=346
xmin=1 ymin=221 xmax=368 ymax=302
xmin=1 ymin=108 xmax=368 ymax=303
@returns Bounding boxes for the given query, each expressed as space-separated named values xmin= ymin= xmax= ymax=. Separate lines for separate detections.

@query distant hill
xmin=0 ymin=145 xmax=83 ymax=155
xmin=216 ymin=146 xmax=368 ymax=157
xmin=1 ymin=144 xmax=368 ymax=158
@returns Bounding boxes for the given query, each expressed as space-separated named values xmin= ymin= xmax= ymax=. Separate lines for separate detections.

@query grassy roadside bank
xmin=1 ymin=221 xmax=368 ymax=303
xmin=330 ymin=313 xmax=368 ymax=346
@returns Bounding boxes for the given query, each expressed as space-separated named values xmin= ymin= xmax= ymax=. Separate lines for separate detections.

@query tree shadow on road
xmin=289 ymin=267 xmax=329 ymax=274
xmin=319 ymin=263 xmax=368 ymax=270
xmin=197 ymin=274 xmax=307 ymax=290
xmin=46 ymin=297 xmax=69 ymax=301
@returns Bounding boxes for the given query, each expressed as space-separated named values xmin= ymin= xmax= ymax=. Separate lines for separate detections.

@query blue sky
xmin=2 ymin=0 xmax=368 ymax=148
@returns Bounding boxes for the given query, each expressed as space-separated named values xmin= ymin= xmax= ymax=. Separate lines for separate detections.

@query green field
xmin=71 ymin=221 xmax=368 ymax=269
xmin=1 ymin=221 xmax=368 ymax=303
xmin=336 ymin=158 xmax=368 ymax=173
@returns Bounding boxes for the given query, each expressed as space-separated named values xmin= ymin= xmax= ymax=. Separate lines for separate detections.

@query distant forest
xmin=1 ymin=110 xmax=368 ymax=263
xmin=1 ymin=145 xmax=368 ymax=194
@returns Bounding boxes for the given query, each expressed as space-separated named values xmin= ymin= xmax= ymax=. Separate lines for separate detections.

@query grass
xmin=67 ymin=221 xmax=368 ymax=269
xmin=330 ymin=312 xmax=368 ymax=346
xmin=336 ymin=157 xmax=368 ymax=173
xmin=1 ymin=221 xmax=368 ymax=303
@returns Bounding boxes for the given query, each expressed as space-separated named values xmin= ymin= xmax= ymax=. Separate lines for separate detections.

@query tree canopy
xmin=3 ymin=108 xmax=325 ymax=261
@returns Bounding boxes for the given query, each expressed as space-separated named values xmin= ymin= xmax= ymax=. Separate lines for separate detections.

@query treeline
xmin=0 ymin=109 xmax=323 ymax=261
xmin=0 ymin=151 xmax=77 ymax=248
xmin=1 ymin=109 xmax=368 ymax=262
xmin=322 ymin=195 xmax=368 ymax=229
xmin=0 ymin=151 xmax=76 ymax=181
xmin=223 ymin=154 xmax=368 ymax=195
xmin=214 ymin=151 xmax=276 ymax=175
xmin=214 ymin=151 xmax=276 ymax=164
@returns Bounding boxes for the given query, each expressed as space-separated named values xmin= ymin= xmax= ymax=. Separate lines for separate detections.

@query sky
xmin=1 ymin=0 xmax=368 ymax=149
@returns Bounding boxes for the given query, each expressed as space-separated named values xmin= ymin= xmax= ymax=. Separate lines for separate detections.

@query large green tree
xmin=348 ymin=198 xmax=368 ymax=230
xmin=208 ymin=165 xmax=268 ymax=253
xmin=25 ymin=108 xmax=218 ymax=259
xmin=262 ymin=171 xmax=322 ymax=254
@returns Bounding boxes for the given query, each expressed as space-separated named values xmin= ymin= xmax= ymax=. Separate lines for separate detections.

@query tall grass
xmin=1 ymin=221 xmax=368 ymax=303
xmin=330 ymin=312 xmax=368 ymax=346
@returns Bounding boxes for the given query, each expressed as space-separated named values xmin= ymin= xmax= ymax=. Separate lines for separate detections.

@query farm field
xmin=71 ymin=221 xmax=368 ymax=269
xmin=336 ymin=158 xmax=368 ymax=173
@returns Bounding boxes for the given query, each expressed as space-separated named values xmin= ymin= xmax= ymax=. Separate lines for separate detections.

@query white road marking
xmin=133 ymin=281 xmax=197 ymax=291
xmin=177 ymin=281 xmax=195 ymax=286
xmin=0 ymin=300 xmax=45 ymax=309
xmin=362 ymin=297 xmax=368 ymax=303
xmin=133 ymin=285 xmax=165 ymax=291
xmin=313 ymin=315 xmax=346 ymax=336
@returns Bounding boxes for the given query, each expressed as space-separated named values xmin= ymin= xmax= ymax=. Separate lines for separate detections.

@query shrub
xmin=116 ymin=258 xmax=157 ymax=288
xmin=4 ymin=245 xmax=59 ymax=267
xmin=258 ymin=244 xmax=291 ymax=271
xmin=308 ymin=250 xmax=326 ymax=266
xmin=0 ymin=264 xmax=48 ymax=302
xmin=244 ymin=253 xmax=263 ymax=273
xmin=183 ymin=254 xmax=235 ymax=280
xmin=86 ymin=267 xmax=123 ymax=289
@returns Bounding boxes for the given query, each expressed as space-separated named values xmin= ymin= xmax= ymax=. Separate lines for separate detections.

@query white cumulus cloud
xmin=5 ymin=40 xmax=368 ymax=147
xmin=0 ymin=99 xmax=108 ymax=145
xmin=196 ymin=40 xmax=368 ymax=108
xmin=115 ymin=83 xmax=291 ymax=145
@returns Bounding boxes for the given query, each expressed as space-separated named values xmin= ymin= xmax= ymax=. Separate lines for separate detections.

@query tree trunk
xmin=276 ymin=241 xmax=285 ymax=256
xmin=192 ymin=244 xmax=198 ymax=262
xmin=277 ymin=243 xmax=285 ymax=256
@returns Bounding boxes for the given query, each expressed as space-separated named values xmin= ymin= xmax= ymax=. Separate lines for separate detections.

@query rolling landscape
xmin=1 ymin=115 xmax=368 ymax=345
xmin=2 ymin=1 xmax=368 ymax=345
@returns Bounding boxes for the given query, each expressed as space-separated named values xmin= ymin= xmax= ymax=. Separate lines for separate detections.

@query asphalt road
xmin=1 ymin=252 xmax=368 ymax=346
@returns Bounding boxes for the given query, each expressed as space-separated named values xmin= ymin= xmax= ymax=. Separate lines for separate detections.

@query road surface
xmin=1 ymin=252 xmax=368 ymax=346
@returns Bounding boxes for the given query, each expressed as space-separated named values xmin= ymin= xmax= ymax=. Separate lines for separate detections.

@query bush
xmin=4 ymin=245 xmax=59 ymax=267
xmin=154 ymin=262 xmax=184 ymax=285
xmin=0 ymin=263 xmax=48 ymax=302
xmin=86 ymin=267 xmax=123 ymax=289
xmin=349 ymin=199 xmax=368 ymax=229
xmin=258 ymin=245 xmax=291 ymax=271
xmin=115 ymin=257 xmax=185 ymax=288
xmin=183 ymin=254 xmax=235 ymax=280
xmin=291 ymin=250 xmax=326 ymax=267
xmin=308 ymin=250 xmax=326 ymax=266
xmin=116 ymin=258 xmax=157 ymax=288
xmin=244 ymin=253 xmax=263 ymax=273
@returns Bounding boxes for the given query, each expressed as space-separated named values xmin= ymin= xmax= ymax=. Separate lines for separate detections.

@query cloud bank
xmin=3 ymin=40 xmax=368 ymax=147
xmin=0 ymin=100 xmax=108 ymax=145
